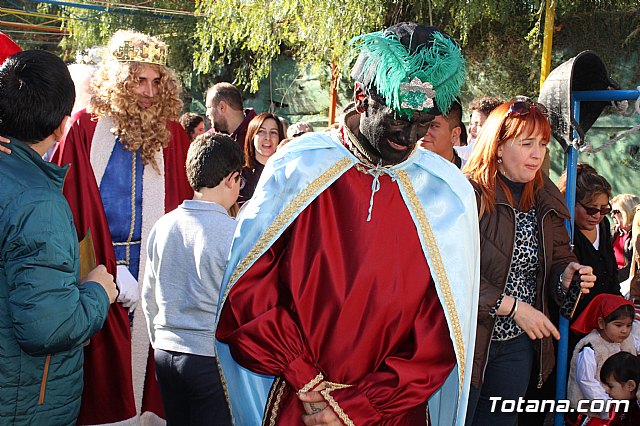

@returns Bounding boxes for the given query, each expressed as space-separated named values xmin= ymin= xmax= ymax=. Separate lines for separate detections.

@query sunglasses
xmin=578 ymin=202 xmax=612 ymax=216
xmin=506 ymin=96 xmax=548 ymax=118
xmin=612 ymin=209 xmax=621 ymax=215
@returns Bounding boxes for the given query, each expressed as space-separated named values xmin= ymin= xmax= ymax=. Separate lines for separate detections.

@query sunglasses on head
xmin=578 ymin=202 xmax=612 ymax=216
xmin=506 ymin=96 xmax=548 ymax=118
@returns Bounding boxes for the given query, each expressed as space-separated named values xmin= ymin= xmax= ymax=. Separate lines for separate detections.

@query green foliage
xmin=49 ymin=0 xmax=640 ymax=108
xmin=194 ymin=0 xmax=385 ymax=93
xmin=58 ymin=1 xmax=197 ymax=79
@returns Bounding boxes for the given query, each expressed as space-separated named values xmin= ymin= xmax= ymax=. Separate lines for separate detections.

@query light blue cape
xmin=215 ymin=131 xmax=480 ymax=425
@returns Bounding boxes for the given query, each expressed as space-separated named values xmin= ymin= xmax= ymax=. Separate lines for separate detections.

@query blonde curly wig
xmin=88 ymin=31 xmax=182 ymax=170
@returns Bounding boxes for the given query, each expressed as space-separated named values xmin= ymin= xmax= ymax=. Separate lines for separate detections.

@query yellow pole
xmin=540 ymin=0 xmax=556 ymax=90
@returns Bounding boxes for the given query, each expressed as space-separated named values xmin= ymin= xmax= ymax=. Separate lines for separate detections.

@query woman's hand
xmin=513 ymin=301 xmax=560 ymax=340
xmin=561 ymin=262 xmax=596 ymax=294
xmin=0 ymin=136 xmax=11 ymax=154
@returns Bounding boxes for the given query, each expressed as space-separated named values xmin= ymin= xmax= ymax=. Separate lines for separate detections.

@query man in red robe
xmin=53 ymin=30 xmax=192 ymax=425
xmin=216 ymin=22 xmax=479 ymax=425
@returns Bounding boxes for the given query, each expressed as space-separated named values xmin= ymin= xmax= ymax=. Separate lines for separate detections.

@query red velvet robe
xmin=52 ymin=110 xmax=192 ymax=424
xmin=217 ymin=166 xmax=456 ymax=424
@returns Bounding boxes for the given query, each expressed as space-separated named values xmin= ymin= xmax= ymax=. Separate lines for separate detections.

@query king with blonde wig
xmin=89 ymin=30 xmax=183 ymax=169
xmin=52 ymin=29 xmax=193 ymax=426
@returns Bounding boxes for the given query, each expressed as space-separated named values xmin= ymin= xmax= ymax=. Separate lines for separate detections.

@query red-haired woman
xmin=238 ymin=112 xmax=284 ymax=205
xmin=463 ymin=97 xmax=596 ymax=425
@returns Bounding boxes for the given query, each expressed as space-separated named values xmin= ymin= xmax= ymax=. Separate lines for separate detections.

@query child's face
xmin=602 ymin=374 xmax=636 ymax=400
xmin=598 ymin=317 xmax=633 ymax=343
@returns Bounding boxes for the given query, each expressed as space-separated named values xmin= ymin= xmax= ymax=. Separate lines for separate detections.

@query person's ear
xmin=354 ymin=83 xmax=368 ymax=114
xmin=597 ymin=317 xmax=607 ymax=330
xmin=53 ymin=116 xmax=69 ymax=141
xmin=225 ymin=171 xmax=238 ymax=189
xmin=451 ymin=126 xmax=462 ymax=146
xmin=218 ymin=100 xmax=227 ymax=113
xmin=624 ymin=379 xmax=637 ymax=394
xmin=224 ymin=172 xmax=238 ymax=189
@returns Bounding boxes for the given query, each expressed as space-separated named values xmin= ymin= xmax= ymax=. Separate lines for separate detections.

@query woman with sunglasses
xmin=558 ymin=164 xmax=622 ymax=319
xmin=463 ymin=97 xmax=595 ymax=426
xmin=610 ymin=193 xmax=640 ymax=281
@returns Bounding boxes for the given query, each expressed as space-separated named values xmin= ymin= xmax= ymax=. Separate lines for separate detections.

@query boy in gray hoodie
xmin=142 ymin=132 xmax=243 ymax=425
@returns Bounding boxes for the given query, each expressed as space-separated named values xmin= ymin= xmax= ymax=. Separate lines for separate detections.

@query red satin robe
xmin=217 ymin=166 xmax=456 ymax=424
xmin=52 ymin=110 xmax=192 ymax=424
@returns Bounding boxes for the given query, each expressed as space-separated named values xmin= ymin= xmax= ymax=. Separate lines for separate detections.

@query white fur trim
xmin=91 ymin=116 xmax=117 ymax=186
xmin=140 ymin=411 xmax=166 ymax=426
xmin=78 ymin=413 xmax=166 ymax=426
xmin=131 ymin=146 xmax=164 ymax=413
xmin=90 ymin=119 xmax=166 ymax=417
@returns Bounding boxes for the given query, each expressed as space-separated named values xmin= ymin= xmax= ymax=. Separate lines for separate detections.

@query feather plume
xmin=350 ymin=29 xmax=465 ymax=118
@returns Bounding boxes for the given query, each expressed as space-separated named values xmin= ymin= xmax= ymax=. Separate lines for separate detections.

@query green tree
xmin=47 ymin=0 xmax=640 ymax=111
xmin=56 ymin=1 xmax=197 ymax=81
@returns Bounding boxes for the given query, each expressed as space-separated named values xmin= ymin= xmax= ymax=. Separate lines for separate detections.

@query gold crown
xmin=111 ymin=39 xmax=167 ymax=66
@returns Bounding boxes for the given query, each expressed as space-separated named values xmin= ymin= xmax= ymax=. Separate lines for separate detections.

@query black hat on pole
xmin=538 ymin=51 xmax=618 ymax=151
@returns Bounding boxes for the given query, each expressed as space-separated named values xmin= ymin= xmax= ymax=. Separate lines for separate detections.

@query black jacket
xmin=571 ymin=218 xmax=621 ymax=320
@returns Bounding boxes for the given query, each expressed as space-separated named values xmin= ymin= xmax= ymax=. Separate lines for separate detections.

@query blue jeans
xmin=466 ymin=333 xmax=534 ymax=426
xmin=154 ymin=349 xmax=232 ymax=426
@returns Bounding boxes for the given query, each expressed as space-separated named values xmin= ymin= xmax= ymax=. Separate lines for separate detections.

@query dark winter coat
xmin=0 ymin=139 xmax=109 ymax=425
xmin=470 ymin=175 xmax=577 ymax=389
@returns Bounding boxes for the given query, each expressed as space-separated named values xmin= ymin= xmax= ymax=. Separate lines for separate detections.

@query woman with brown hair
xmin=237 ymin=112 xmax=284 ymax=205
xmin=463 ymin=97 xmax=595 ymax=425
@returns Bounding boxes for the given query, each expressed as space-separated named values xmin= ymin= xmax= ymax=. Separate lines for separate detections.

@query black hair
xmin=186 ymin=132 xmax=244 ymax=191
xmin=600 ymin=351 xmax=640 ymax=391
xmin=179 ymin=112 xmax=204 ymax=139
xmin=459 ymin=121 xmax=468 ymax=146
xmin=444 ymin=100 xmax=463 ymax=130
xmin=0 ymin=50 xmax=75 ymax=143
xmin=604 ymin=304 xmax=635 ymax=323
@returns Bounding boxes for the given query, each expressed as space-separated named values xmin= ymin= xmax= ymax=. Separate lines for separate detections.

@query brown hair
xmin=463 ymin=99 xmax=551 ymax=217
xmin=243 ymin=112 xmax=284 ymax=168
xmin=207 ymin=82 xmax=243 ymax=111
xmin=89 ymin=60 xmax=182 ymax=171
xmin=468 ymin=96 xmax=503 ymax=116
xmin=179 ymin=112 xmax=204 ymax=141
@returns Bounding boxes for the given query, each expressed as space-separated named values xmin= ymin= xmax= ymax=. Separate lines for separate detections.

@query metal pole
xmin=554 ymin=98 xmax=579 ymax=426
xmin=553 ymin=88 xmax=639 ymax=426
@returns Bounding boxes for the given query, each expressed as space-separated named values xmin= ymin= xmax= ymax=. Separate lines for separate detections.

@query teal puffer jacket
xmin=0 ymin=139 xmax=110 ymax=425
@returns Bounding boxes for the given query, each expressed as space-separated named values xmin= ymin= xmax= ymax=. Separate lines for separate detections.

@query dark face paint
xmin=358 ymin=96 xmax=434 ymax=165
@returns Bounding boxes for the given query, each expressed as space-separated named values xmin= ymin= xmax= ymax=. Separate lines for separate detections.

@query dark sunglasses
xmin=611 ymin=209 xmax=621 ymax=215
xmin=506 ymin=96 xmax=548 ymax=118
xmin=578 ymin=202 xmax=612 ymax=216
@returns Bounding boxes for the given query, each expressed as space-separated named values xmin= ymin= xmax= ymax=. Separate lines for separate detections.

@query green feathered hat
xmin=350 ymin=22 xmax=466 ymax=119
